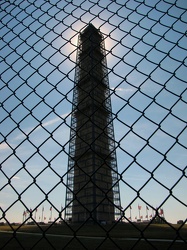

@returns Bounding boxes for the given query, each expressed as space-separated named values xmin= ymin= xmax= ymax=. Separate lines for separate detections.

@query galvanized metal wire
xmin=0 ymin=0 xmax=187 ymax=249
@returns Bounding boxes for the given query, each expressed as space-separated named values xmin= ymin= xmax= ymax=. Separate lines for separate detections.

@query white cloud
xmin=41 ymin=112 xmax=71 ymax=127
xmin=118 ymin=88 xmax=134 ymax=92
xmin=111 ymin=87 xmax=135 ymax=92
xmin=12 ymin=176 xmax=20 ymax=180
xmin=42 ymin=116 xmax=61 ymax=127
xmin=14 ymin=112 xmax=71 ymax=141
xmin=0 ymin=142 xmax=10 ymax=150
xmin=123 ymin=175 xmax=148 ymax=181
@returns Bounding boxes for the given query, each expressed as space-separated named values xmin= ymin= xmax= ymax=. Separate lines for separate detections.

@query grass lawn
xmin=0 ymin=222 xmax=186 ymax=249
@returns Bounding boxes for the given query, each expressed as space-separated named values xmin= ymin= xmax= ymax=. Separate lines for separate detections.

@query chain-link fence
xmin=0 ymin=0 xmax=187 ymax=249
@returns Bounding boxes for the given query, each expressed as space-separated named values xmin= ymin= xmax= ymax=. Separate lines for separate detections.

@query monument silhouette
xmin=65 ymin=24 xmax=121 ymax=223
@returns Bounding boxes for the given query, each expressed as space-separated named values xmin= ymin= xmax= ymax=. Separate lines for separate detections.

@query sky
xmin=0 ymin=0 xmax=187 ymax=224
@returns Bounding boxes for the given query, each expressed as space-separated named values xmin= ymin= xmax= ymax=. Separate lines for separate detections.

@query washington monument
xmin=65 ymin=24 xmax=121 ymax=224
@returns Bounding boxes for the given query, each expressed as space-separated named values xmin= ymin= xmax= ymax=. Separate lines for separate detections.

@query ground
xmin=0 ymin=222 xmax=187 ymax=249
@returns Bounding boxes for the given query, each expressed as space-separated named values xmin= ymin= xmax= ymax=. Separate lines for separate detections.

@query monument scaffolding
xmin=65 ymin=24 xmax=121 ymax=223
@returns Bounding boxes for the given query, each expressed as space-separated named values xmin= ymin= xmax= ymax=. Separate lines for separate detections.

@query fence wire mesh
xmin=0 ymin=0 xmax=187 ymax=249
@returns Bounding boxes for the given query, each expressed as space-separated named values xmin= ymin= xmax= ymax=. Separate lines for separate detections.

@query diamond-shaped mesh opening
xmin=1 ymin=0 xmax=187 ymax=249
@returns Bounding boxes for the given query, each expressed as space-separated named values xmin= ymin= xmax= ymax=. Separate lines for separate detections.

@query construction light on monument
xmin=65 ymin=24 xmax=121 ymax=224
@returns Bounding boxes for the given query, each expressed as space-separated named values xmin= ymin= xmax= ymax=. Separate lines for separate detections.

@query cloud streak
xmin=0 ymin=142 xmax=10 ymax=150
xmin=12 ymin=176 xmax=20 ymax=180
xmin=14 ymin=112 xmax=71 ymax=141
xmin=111 ymin=87 xmax=135 ymax=93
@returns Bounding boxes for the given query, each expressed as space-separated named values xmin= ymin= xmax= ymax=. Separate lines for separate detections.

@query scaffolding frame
xmin=65 ymin=24 xmax=121 ymax=223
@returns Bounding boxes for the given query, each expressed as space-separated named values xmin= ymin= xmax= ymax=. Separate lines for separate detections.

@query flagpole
xmin=50 ymin=206 xmax=52 ymax=221
xmin=146 ymin=206 xmax=149 ymax=221
xmin=22 ymin=210 xmax=25 ymax=223
xmin=26 ymin=209 xmax=29 ymax=221
xmin=35 ymin=209 xmax=37 ymax=220
xmin=61 ymin=205 xmax=64 ymax=220
xmin=42 ymin=206 xmax=44 ymax=222
xmin=138 ymin=205 xmax=141 ymax=219
xmin=152 ymin=208 xmax=154 ymax=218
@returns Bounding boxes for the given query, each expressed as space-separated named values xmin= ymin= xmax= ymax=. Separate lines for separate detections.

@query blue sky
xmin=0 ymin=0 xmax=187 ymax=224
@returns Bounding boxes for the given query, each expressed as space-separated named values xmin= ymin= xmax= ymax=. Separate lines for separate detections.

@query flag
xmin=146 ymin=206 xmax=149 ymax=210
xmin=42 ymin=206 xmax=44 ymax=211
xmin=138 ymin=205 xmax=142 ymax=210
xmin=130 ymin=205 xmax=132 ymax=209
xmin=50 ymin=206 xmax=52 ymax=211
xmin=160 ymin=208 xmax=164 ymax=215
